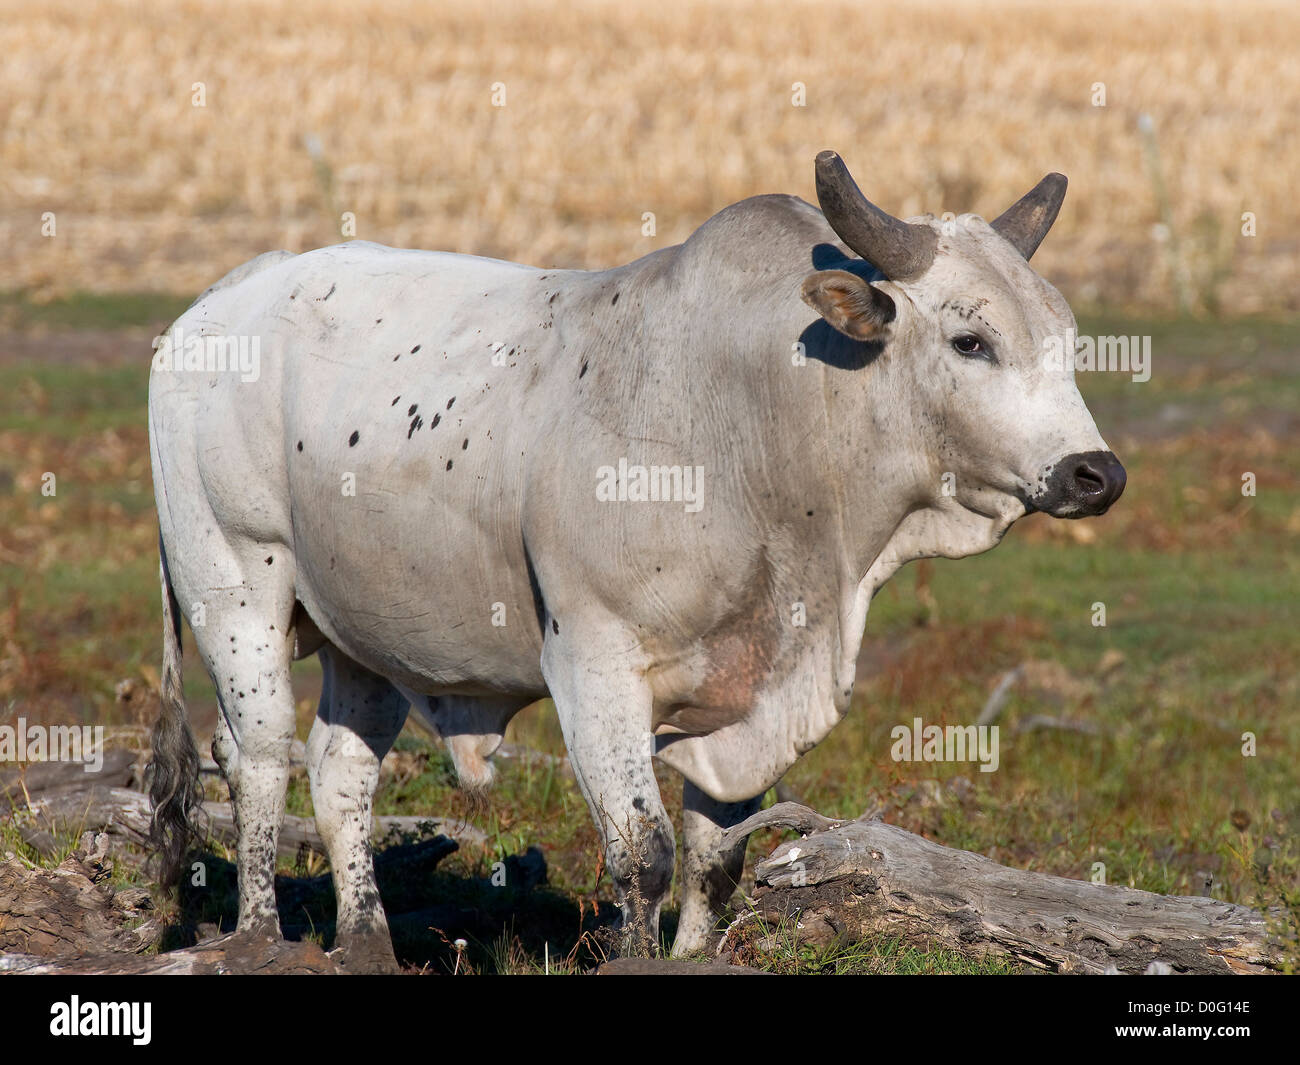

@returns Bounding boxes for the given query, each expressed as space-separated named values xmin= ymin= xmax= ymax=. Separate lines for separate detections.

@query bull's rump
xmin=150 ymin=242 xmax=554 ymax=695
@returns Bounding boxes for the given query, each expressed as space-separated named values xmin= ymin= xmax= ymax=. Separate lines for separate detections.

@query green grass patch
xmin=0 ymin=290 xmax=192 ymax=332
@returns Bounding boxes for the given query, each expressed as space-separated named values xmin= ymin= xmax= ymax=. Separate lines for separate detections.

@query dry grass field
xmin=1 ymin=0 xmax=1297 ymax=312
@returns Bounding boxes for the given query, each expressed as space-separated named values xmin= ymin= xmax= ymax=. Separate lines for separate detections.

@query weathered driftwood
xmin=200 ymin=803 xmax=489 ymax=858
xmin=493 ymin=743 xmax=571 ymax=771
xmin=0 ymin=748 xmax=137 ymax=802
xmin=0 ymin=933 xmax=344 ymax=975
xmin=719 ymin=801 xmax=845 ymax=848
xmin=723 ymin=805 xmax=1282 ymax=975
xmin=13 ymin=787 xmax=154 ymax=855
xmin=15 ymin=785 xmax=487 ymax=860
xmin=0 ymin=833 xmax=160 ymax=958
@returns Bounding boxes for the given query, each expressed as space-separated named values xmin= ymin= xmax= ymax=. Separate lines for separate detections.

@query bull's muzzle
xmin=1033 ymin=450 xmax=1127 ymax=518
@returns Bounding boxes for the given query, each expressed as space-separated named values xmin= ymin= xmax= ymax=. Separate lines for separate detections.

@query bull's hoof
xmin=329 ymin=932 xmax=400 ymax=974
xmin=200 ymin=926 xmax=282 ymax=952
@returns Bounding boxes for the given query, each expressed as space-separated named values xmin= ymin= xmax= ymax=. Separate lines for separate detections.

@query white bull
xmin=147 ymin=151 xmax=1124 ymax=967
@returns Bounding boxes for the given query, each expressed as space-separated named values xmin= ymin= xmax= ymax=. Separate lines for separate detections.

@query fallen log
xmin=493 ymin=743 xmax=571 ymax=772
xmin=12 ymin=787 xmax=154 ymax=857
xmin=0 ymin=833 xmax=160 ymax=958
xmin=721 ymin=805 xmax=1282 ymax=975
xmin=0 ymin=748 xmax=138 ymax=802
xmin=0 ymin=933 xmax=344 ymax=975
xmin=15 ymin=786 xmax=488 ymax=860
xmin=199 ymin=803 xmax=488 ymax=859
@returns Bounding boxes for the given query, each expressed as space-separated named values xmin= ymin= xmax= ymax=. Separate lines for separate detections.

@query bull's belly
xmin=283 ymin=414 xmax=545 ymax=696
xmin=292 ymin=544 xmax=549 ymax=698
xmin=285 ymin=414 xmax=548 ymax=696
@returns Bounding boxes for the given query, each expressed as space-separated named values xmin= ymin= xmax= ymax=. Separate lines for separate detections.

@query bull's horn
xmin=814 ymin=150 xmax=937 ymax=282
xmin=991 ymin=173 xmax=1068 ymax=260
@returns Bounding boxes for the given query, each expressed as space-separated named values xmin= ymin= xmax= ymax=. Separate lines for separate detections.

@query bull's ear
xmin=801 ymin=269 xmax=896 ymax=341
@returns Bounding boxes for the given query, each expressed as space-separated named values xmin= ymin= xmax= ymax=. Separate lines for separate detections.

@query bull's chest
xmin=648 ymin=550 xmax=791 ymax=737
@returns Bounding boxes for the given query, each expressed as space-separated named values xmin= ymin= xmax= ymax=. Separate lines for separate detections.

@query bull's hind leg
xmin=672 ymin=781 xmax=762 ymax=956
xmin=307 ymin=645 xmax=408 ymax=972
xmin=542 ymin=632 xmax=674 ymax=955
xmin=193 ymin=555 xmax=299 ymax=939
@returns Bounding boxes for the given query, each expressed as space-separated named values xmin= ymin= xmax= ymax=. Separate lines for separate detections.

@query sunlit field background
xmin=3 ymin=0 xmax=1298 ymax=312
xmin=1 ymin=0 xmax=1297 ymax=973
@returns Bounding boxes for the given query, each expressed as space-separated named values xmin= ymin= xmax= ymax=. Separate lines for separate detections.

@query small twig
xmin=718 ymin=801 xmax=844 ymax=852
xmin=977 ymin=666 xmax=1023 ymax=727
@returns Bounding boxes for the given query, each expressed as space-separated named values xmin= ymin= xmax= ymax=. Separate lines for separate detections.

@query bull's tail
xmin=146 ymin=536 xmax=203 ymax=890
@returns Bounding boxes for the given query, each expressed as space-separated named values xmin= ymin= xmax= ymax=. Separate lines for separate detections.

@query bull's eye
xmin=952 ymin=334 xmax=986 ymax=357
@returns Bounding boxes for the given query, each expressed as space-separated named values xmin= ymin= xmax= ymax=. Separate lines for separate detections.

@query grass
xmin=721 ymin=916 xmax=1024 ymax=975
xmin=0 ymin=291 xmax=193 ymax=333
xmin=1 ymin=0 xmax=1298 ymax=314
xmin=2 ymin=299 xmax=1298 ymax=972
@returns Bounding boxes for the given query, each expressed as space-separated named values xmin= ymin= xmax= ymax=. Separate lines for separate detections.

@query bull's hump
xmin=683 ymin=193 xmax=825 ymax=253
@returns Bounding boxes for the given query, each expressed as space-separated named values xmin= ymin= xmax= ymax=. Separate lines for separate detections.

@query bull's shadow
xmin=167 ymin=837 xmax=625 ymax=973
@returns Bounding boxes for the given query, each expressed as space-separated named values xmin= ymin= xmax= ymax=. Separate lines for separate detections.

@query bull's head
xmin=801 ymin=150 xmax=1125 ymax=523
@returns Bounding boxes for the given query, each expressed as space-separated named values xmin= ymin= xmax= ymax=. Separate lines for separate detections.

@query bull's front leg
xmin=672 ymin=780 xmax=762 ymax=957
xmin=542 ymin=628 xmax=674 ymax=956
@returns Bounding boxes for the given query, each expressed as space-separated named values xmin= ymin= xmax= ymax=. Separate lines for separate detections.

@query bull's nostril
xmin=1040 ymin=450 xmax=1125 ymax=517
xmin=1074 ymin=464 xmax=1105 ymax=496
